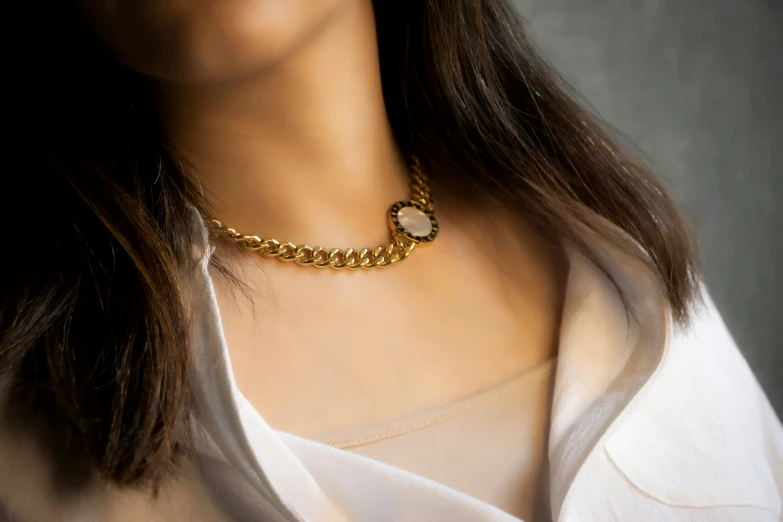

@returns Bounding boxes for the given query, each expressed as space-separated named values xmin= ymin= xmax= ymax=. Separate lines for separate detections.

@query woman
xmin=1 ymin=0 xmax=781 ymax=520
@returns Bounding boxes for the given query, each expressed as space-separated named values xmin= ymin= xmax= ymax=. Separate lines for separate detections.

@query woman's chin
xmin=77 ymin=0 xmax=348 ymax=84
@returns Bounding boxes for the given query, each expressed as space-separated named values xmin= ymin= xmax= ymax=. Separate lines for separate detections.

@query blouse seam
xmin=316 ymin=359 xmax=556 ymax=449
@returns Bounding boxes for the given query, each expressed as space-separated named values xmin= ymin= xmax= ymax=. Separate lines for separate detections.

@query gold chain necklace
xmin=208 ymin=157 xmax=439 ymax=269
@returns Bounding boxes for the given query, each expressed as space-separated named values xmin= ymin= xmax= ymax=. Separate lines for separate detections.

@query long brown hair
xmin=2 ymin=0 xmax=697 ymax=489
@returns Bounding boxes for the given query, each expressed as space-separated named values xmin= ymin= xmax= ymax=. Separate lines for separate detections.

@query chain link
xmin=409 ymin=156 xmax=434 ymax=210
xmin=209 ymin=157 xmax=433 ymax=269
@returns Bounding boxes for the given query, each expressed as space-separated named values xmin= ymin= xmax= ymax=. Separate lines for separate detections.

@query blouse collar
xmin=184 ymin=210 xmax=671 ymax=522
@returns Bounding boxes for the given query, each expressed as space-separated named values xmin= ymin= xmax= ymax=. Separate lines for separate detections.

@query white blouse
xmin=182 ymin=214 xmax=783 ymax=522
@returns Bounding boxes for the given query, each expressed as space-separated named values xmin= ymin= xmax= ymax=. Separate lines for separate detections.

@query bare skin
xmin=154 ymin=0 xmax=566 ymax=439
xmin=216 ymin=206 xmax=565 ymax=438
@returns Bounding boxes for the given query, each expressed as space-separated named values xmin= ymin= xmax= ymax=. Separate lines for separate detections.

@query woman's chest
xmin=215 ymin=264 xmax=560 ymax=439
xmin=211 ymin=210 xmax=566 ymax=439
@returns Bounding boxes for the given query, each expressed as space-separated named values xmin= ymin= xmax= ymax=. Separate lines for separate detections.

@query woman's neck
xmin=156 ymin=0 xmax=409 ymax=247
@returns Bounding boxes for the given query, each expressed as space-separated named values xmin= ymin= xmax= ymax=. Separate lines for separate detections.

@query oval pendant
xmin=389 ymin=200 xmax=439 ymax=244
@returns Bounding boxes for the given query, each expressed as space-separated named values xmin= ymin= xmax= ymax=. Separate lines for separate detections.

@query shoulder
xmin=604 ymin=288 xmax=783 ymax=519
xmin=657 ymin=288 xmax=781 ymax=445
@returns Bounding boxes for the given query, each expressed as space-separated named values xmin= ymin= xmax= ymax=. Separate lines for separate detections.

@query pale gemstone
xmin=397 ymin=206 xmax=432 ymax=237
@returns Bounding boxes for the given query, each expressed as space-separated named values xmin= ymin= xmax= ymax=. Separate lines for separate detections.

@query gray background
xmin=512 ymin=0 xmax=782 ymax=413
